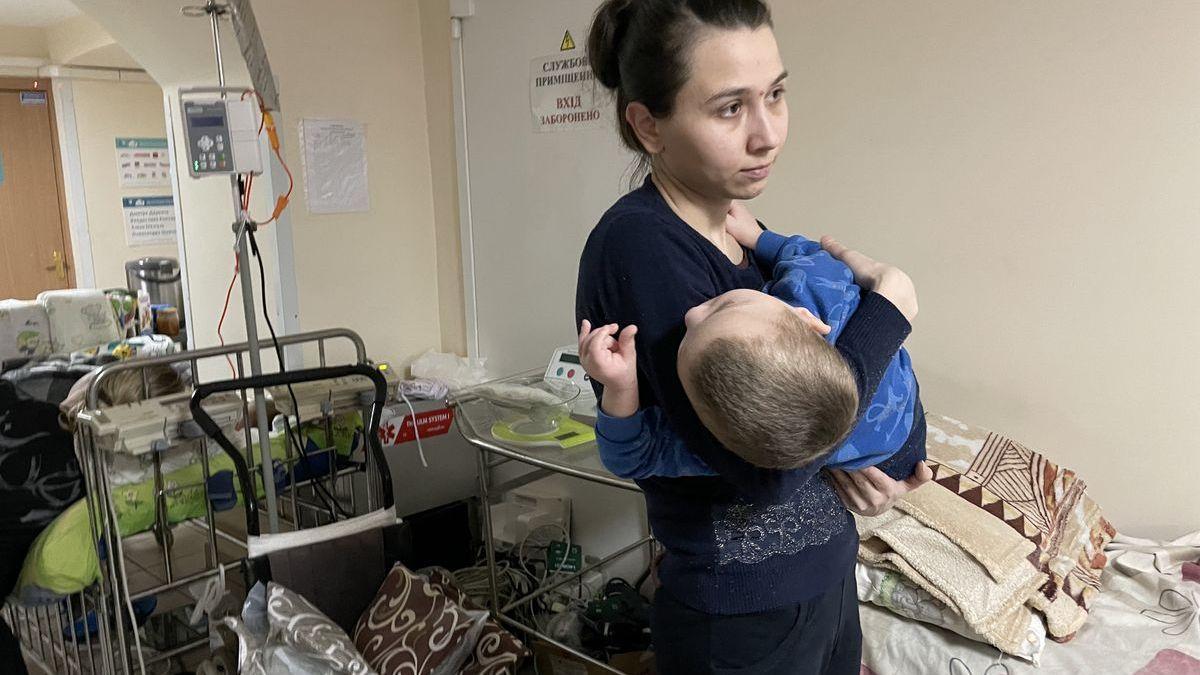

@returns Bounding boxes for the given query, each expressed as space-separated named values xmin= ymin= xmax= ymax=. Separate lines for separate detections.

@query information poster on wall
xmin=299 ymin=118 xmax=370 ymax=214
xmin=122 ymin=196 xmax=177 ymax=246
xmin=529 ymin=29 xmax=604 ymax=133
xmin=115 ymin=138 xmax=172 ymax=188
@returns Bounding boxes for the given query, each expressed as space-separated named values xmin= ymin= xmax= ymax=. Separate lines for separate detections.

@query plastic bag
xmin=223 ymin=582 xmax=375 ymax=675
xmin=409 ymin=349 xmax=489 ymax=393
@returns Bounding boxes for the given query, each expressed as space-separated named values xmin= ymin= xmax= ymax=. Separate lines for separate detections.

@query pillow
xmin=37 ymin=290 xmax=121 ymax=354
xmin=425 ymin=568 xmax=529 ymax=675
xmin=855 ymin=563 xmax=1046 ymax=664
xmin=15 ymin=499 xmax=100 ymax=604
xmin=354 ymin=563 xmax=488 ymax=675
xmin=0 ymin=299 xmax=51 ymax=362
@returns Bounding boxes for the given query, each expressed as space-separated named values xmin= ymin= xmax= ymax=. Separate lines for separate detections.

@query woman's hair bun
xmin=587 ymin=0 xmax=637 ymax=90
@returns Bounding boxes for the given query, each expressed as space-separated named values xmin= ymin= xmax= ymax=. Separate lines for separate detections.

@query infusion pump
xmin=179 ymin=88 xmax=263 ymax=178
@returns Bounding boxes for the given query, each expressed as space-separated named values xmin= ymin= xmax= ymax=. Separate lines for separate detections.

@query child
xmin=579 ymin=225 xmax=923 ymax=480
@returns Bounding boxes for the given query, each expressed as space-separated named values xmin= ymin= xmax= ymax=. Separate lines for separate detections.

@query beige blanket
xmin=856 ymin=413 xmax=1117 ymax=655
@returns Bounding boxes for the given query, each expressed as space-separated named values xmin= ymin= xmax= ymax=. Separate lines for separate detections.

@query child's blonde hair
xmin=61 ymin=365 xmax=185 ymax=431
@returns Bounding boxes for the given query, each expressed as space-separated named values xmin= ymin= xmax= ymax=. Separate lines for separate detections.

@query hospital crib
xmin=6 ymin=328 xmax=395 ymax=674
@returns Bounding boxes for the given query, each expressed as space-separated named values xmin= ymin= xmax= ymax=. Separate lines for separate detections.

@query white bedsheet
xmin=861 ymin=533 xmax=1200 ymax=674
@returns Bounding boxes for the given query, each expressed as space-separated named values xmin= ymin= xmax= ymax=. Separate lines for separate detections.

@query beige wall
xmin=749 ymin=1 xmax=1200 ymax=538
xmin=64 ymin=1 xmax=1196 ymax=537
xmin=0 ymin=25 xmax=49 ymax=59
xmin=70 ymin=78 xmax=177 ymax=290
xmin=251 ymin=0 xmax=443 ymax=367
xmin=413 ymin=1 xmax=1198 ymax=537
xmin=72 ymin=0 xmax=445 ymax=372
xmin=46 ymin=15 xmax=140 ymax=68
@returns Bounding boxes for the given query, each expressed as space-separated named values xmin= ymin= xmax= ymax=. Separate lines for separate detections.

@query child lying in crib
xmin=577 ymin=218 xmax=926 ymax=484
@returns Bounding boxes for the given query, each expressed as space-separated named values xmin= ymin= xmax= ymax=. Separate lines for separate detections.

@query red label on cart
xmin=378 ymin=407 xmax=455 ymax=446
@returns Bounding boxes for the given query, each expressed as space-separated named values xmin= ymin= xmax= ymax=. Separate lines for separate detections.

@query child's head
xmin=61 ymin=364 xmax=186 ymax=431
xmin=677 ymin=289 xmax=858 ymax=469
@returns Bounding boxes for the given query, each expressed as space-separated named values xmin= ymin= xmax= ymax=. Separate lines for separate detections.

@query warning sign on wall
xmin=529 ymin=49 xmax=604 ymax=133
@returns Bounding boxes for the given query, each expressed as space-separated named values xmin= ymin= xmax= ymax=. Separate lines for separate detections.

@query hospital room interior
xmin=0 ymin=0 xmax=1196 ymax=673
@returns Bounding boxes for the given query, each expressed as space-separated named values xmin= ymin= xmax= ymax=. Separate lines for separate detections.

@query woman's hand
xmin=820 ymin=236 xmax=918 ymax=323
xmin=725 ymin=201 xmax=763 ymax=249
xmin=827 ymin=462 xmax=933 ymax=517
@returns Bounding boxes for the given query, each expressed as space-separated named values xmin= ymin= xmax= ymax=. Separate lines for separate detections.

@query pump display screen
xmin=190 ymin=115 xmax=225 ymax=127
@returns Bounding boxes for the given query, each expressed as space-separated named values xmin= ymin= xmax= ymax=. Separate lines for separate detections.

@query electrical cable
xmin=247 ymin=229 xmax=349 ymax=519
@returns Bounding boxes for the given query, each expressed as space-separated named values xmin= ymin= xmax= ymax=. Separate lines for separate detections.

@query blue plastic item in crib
xmin=207 ymin=470 xmax=237 ymax=512
xmin=63 ymin=596 xmax=156 ymax=641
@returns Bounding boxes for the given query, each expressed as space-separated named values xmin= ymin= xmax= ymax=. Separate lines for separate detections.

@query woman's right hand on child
xmin=820 ymin=236 xmax=919 ymax=323
xmin=578 ymin=320 xmax=639 ymax=391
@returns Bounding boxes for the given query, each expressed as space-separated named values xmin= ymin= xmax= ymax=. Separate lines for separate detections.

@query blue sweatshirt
xmin=594 ymin=229 xmax=920 ymax=477
xmin=575 ymin=176 xmax=919 ymax=614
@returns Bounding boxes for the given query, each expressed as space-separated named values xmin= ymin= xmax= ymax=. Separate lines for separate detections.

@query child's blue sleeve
xmin=594 ymin=407 xmax=716 ymax=479
xmin=753 ymin=230 xmax=821 ymax=270
xmin=754 ymin=229 xmax=860 ymax=341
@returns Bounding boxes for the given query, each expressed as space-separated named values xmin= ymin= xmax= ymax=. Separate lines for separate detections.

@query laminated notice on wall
xmin=116 ymin=138 xmax=172 ymax=188
xmin=299 ymin=118 xmax=370 ymax=214
xmin=122 ymin=196 xmax=177 ymax=246
xmin=530 ymin=48 xmax=604 ymax=133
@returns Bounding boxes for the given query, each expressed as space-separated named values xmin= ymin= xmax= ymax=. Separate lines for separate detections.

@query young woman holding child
xmin=575 ymin=1 xmax=932 ymax=672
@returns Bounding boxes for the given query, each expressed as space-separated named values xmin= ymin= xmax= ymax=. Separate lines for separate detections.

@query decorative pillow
xmin=354 ymin=563 xmax=488 ymax=675
xmin=425 ymin=568 xmax=529 ymax=675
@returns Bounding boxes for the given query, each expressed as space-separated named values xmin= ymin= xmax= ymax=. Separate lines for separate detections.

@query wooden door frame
xmin=0 ymin=76 xmax=77 ymax=288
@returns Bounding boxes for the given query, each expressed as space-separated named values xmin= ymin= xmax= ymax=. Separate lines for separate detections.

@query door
xmin=0 ymin=78 xmax=75 ymax=299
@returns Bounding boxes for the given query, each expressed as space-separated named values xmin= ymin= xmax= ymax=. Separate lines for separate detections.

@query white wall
xmin=69 ymin=78 xmax=177 ymax=290
xmin=749 ymin=1 xmax=1200 ymax=538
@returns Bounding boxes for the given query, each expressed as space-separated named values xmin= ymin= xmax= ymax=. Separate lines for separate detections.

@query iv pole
xmin=196 ymin=0 xmax=281 ymax=533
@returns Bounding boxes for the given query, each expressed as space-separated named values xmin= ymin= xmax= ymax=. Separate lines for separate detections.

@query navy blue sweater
xmin=575 ymin=177 xmax=922 ymax=614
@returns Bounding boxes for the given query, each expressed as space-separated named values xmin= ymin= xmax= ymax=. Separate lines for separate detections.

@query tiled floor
xmin=19 ymin=485 xmax=354 ymax=673
xmin=19 ymin=512 xmax=255 ymax=674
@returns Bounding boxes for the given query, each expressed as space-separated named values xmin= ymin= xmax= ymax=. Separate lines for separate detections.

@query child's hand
xmin=725 ymin=201 xmax=763 ymax=248
xmin=578 ymin=320 xmax=638 ymax=392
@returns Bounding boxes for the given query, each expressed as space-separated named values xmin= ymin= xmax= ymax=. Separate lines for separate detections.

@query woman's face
xmin=656 ymin=26 xmax=788 ymax=202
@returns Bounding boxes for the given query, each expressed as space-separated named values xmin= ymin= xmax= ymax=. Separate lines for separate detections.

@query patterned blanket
xmin=856 ymin=413 xmax=1117 ymax=657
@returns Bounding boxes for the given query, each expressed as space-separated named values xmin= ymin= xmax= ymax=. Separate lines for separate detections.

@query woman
xmin=575 ymin=1 xmax=931 ymax=672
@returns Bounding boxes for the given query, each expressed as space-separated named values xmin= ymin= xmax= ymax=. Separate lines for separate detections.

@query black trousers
xmin=651 ymin=572 xmax=862 ymax=674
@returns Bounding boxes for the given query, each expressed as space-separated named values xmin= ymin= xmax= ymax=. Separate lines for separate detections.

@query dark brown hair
xmin=683 ymin=310 xmax=859 ymax=469
xmin=587 ymin=0 xmax=773 ymax=179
